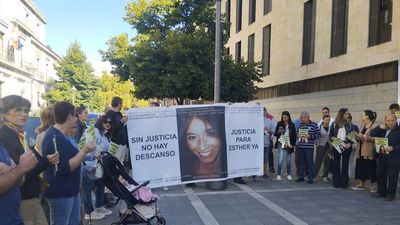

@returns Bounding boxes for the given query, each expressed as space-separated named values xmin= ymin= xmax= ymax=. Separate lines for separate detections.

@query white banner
xmin=127 ymin=104 xmax=263 ymax=188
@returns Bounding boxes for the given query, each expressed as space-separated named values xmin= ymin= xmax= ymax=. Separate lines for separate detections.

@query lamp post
xmin=72 ymin=86 xmax=77 ymax=105
xmin=207 ymin=0 xmax=227 ymax=191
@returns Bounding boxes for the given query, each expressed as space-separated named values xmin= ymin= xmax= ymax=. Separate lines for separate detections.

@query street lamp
xmin=71 ymin=86 xmax=77 ymax=105
xmin=207 ymin=0 xmax=227 ymax=191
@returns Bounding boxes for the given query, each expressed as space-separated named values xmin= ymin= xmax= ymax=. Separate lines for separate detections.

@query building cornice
xmin=20 ymin=0 xmax=47 ymax=24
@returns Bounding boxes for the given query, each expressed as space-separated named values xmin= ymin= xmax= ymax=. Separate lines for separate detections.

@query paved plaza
xmin=91 ymin=148 xmax=399 ymax=225
xmin=96 ymin=176 xmax=400 ymax=225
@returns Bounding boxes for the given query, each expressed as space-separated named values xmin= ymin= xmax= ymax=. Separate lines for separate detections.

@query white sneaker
xmin=322 ymin=177 xmax=329 ymax=183
xmin=84 ymin=211 xmax=105 ymax=220
xmin=163 ymin=186 xmax=169 ymax=191
xmin=96 ymin=206 xmax=113 ymax=216
xmin=276 ymin=175 xmax=282 ymax=180
xmin=287 ymin=175 xmax=292 ymax=181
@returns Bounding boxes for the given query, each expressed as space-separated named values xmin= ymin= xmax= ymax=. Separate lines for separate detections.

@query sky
xmin=33 ymin=0 xmax=134 ymax=75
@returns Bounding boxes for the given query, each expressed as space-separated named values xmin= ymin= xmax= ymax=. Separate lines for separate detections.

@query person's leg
xmin=332 ymin=150 xmax=341 ymax=187
xmin=19 ymin=198 xmax=46 ymax=225
xmin=68 ymin=193 xmax=81 ymax=225
xmin=313 ymin=146 xmax=325 ymax=179
xmin=286 ymin=150 xmax=292 ymax=176
xmin=277 ymin=144 xmax=284 ymax=176
xmin=81 ymin=174 xmax=95 ymax=215
xmin=375 ymin=159 xmax=387 ymax=196
xmin=268 ymin=145 xmax=275 ymax=172
xmin=263 ymin=146 xmax=270 ymax=175
xmin=386 ymin=165 xmax=399 ymax=199
xmin=94 ymin=179 xmax=105 ymax=208
xmin=296 ymin=147 xmax=305 ymax=180
xmin=322 ymin=147 xmax=331 ymax=178
xmin=47 ymin=197 xmax=74 ymax=225
xmin=305 ymin=148 xmax=314 ymax=183
xmin=341 ymin=149 xmax=351 ymax=188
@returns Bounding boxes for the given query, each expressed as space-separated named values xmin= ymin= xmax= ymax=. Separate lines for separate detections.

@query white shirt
xmin=264 ymin=116 xmax=277 ymax=147
xmin=338 ymin=127 xmax=346 ymax=141
xmin=318 ymin=117 xmax=335 ymax=127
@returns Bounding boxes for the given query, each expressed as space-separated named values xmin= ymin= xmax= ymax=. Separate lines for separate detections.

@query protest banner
xmin=126 ymin=104 xmax=263 ymax=188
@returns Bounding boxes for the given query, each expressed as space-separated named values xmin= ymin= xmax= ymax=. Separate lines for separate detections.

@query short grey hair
xmin=300 ymin=111 xmax=310 ymax=117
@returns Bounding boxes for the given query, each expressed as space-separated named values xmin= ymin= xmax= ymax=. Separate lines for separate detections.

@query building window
xmin=248 ymin=34 xmax=255 ymax=63
xmin=0 ymin=33 xmax=3 ymax=60
xmin=249 ymin=0 xmax=256 ymax=25
xmin=369 ymin=0 xmax=392 ymax=46
xmin=226 ymin=0 xmax=231 ymax=35
xmin=302 ymin=0 xmax=316 ymax=65
xmin=235 ymin=41 xmax=242 ymax=63
xmin=264 ymin=0 xmax=272 ymax=15
xmin=236 ymin=0 xmax=242 ymax=32
xmin=331 ymin=0 xmax=348 ymax=57
xmin=227 ymin=47 xmax=230 ymax=56
xmin=262 ymin=25 xmax=271 ymax=75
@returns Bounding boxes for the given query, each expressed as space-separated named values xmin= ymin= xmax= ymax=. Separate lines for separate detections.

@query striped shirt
xmin=297 ymin=121 xmax=321 ymax=149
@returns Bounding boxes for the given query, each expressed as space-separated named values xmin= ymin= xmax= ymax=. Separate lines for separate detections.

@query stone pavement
xmin=94 ymin=176 xmax=400 ymax=225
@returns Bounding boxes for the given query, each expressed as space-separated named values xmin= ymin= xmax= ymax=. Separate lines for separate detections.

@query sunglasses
xmin=103 ymin=120 xmax=112 ymax=124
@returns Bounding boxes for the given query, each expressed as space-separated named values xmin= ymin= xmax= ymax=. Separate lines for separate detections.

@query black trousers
xmin=376 ymin=157 xmax=399 ymax=197
xmin=333 ymin=149 xmax=351 ymax=188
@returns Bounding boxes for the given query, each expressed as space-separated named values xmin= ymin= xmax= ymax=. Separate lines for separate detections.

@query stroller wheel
xmin=157 ymin=217 xmax=166 ymax=225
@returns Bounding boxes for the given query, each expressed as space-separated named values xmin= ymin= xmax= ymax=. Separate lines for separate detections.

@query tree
xmin=101 ymin=0 xmax=264 ymax=105
xmin=93 ymin=72 xmax=149 ymax=112
xmin=45 ymin=41 xmax=100 ymax=110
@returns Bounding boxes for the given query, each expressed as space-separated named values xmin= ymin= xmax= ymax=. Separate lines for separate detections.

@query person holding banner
xmin=0 ymin=95 xmax=59 ymax=225
xmin=42 ymin=101 xmax=96 ymax=225
xmin=329 ymin=108 xmax=358 ymax=189
xmin=274 ymin=111 xmax=296 ymax=181
xmin=314 ymin=115 xmax=333 ymax=182
xmin=370 ymin=113 xmax=400 ymax=201
xmin=178 ymin=113 xmax=227 ymax=182
xmin=81 ymin=115 xmax=113 ymax=220
xmin=352 ymin=110 xmax=377 ymax=192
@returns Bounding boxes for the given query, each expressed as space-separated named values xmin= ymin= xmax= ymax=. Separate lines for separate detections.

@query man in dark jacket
xmin=106 ymin=97 xmax=128 ymax=163
xmin=370 ymin=113 xmax=400 ymax=201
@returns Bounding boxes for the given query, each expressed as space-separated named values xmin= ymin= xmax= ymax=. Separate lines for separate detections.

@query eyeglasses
xmin=103 ymin=120 xmax=112 ymax=124
xmin=14 ymin=108 xmax=30 ymax=115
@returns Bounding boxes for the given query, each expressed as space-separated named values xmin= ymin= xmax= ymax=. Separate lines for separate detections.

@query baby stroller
xmin=99 ymin=151 xmax=166 ymax=225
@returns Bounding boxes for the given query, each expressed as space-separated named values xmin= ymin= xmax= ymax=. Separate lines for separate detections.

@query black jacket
xmin=274 ymin=121 xmax=297 ymax=148
xmin=0 ymin=126 xmax=49 ymax=199
xmin=329 ymin=122 xmax=359 ymax=145
xmin=106 ymin=110 xmax=128 ymax=146
xmin=370 ymin=125 xmax=400 ymax=168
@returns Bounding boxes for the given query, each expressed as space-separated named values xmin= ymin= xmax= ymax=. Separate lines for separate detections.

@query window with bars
xmin=302 ymin=0 xmax=316 ymax=65
xmin=331 ymin=0 xmax=348 ymax=57
xmin=262 ymin=25 xmax=271 ymax=75
xmin=249 ymin=0 xmax=256 ymax=24
xmin=248 ymin=34 xmax=255 ymax=63
xmin=369 ymin=0 xmax=392 ymax=46
xmin=236 ymin=0 xmax=242 ymax=32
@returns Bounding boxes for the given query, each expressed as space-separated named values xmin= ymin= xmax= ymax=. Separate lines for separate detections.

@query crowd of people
xmin=0 ymin=93 xmax=400 ymax=225
xmin=0 ymin=96 xmax=129 ymax=225
xmin=260 ymin=104 xmax=400 ymax=201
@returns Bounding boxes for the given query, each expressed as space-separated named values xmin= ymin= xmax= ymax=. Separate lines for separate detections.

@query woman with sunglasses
xmin=0 ymin=95 xmax=59 ymax=225
xmin=81 ymin=115 xmax=113 ymax=220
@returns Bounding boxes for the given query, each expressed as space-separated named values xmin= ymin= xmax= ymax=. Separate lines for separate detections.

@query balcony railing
xmin=0 ymin=49 xmax=47 ymax=82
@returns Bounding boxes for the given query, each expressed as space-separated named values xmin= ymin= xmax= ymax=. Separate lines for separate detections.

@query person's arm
xmin=0 ymin=151 xmax=38 ymax=194
xmin=68 ymin=141 xmax=96 ymax=172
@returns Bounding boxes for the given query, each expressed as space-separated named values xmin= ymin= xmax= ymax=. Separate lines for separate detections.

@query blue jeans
xmin=277 ymin=143 xmax=291 ymax=176
xmin=47 ymin=193 xmax=81 ymax=225
xmin=82 ymin=173 xmax=105 ymax=214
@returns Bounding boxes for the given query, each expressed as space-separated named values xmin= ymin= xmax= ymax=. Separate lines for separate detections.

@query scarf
xmin=3 ymin=121 xmax=25 ymax=148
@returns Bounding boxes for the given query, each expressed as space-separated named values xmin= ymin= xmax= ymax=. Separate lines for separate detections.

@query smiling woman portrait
xmin=177 ymin=107 xmax=227 ymax=182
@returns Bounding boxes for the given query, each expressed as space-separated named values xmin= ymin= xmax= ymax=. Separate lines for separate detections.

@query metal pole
xmin=214 ymin=0 xmax=221 ymax=103
xmin=207 ymin=0 xmax=227 ymax=191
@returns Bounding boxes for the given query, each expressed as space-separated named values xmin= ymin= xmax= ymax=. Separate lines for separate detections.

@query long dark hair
xmin=94 ymin=115 xmax=112 ymax=140
xmin=280 ymin=111 xmax=292 ymax=123
xmin=177 ymin=107 xmax=227 ymax=182
xmin=335 ymin=108 xmax=348 ymax=128
xmin=364 ymin=110 xmax=377 ymax=123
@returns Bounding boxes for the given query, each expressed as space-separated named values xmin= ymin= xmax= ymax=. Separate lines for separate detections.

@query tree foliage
xmin=44 ymin=41 xmax=100 ymax=110
xmin=101 ymin=0 xmax=264 ymax=104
